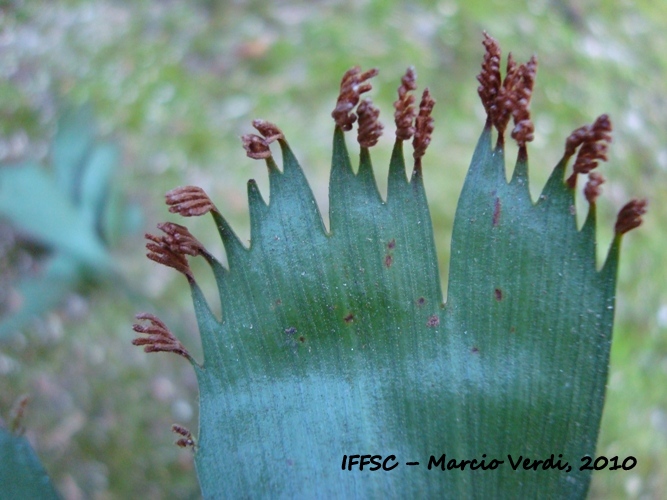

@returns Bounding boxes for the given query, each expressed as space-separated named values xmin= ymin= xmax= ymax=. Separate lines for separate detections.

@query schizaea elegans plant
xmin=133 ymin=33 xmax=646 ymax=497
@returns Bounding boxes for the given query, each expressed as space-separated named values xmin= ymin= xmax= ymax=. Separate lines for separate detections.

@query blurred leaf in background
xmin=0 ymin=105 xmax=141 ymax=339
xmin=0 ymin=0 xmax=664 ymax=497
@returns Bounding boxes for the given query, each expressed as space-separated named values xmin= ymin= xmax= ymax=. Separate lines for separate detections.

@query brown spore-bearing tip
xmin=565 ymin=114 xmax=613 ymax=188
xmin=615 ymin=199 xmax=647 ymax=235
xmin=412 ymin=88 xmax=436 ymax=164
xmin=477 ymin=32 xmax=538 ymax=147
xmin=357 ymin=98 xmax=383 ymax=148
xmin=172 ymin=424 xmax=195 ymax=448
xmin=252 ymin=119 xmax=284 ymax=144
xmin=477 ymin=32 xmax=502 ymax=128
xmin=165 ymin=185 xmax=216 ymax=217
xmin=509 ymin=55 xmax=537 ymax=148
xmin=584 ymin=172 xmax=605 ymax=204
xmin=132 ymin=313 xmax=193 ymax=362
xmin=156 ymin=221 xmax=207 ymax=258
xmin=332 ymin=66 xmax=379 ymax=131
xmin=394 ymin=66 xmax=418 ymax=140
xmin=10 ymin=394 xmax=30 ymax=435
xmin=145 ymin=229 xmax=193 ymax=279
xmin=242 ymin=133 xmax=272 ymax=160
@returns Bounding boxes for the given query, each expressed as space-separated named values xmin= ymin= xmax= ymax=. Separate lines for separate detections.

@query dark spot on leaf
xmin=510 ymin=326 xmax=516 ymax=333
xmin=493 ymin=197 xmax=501 ymax=226
xmin=427 ymin=315 xmax=440 ymax=327
xmin=298 ymin=336 xmax=305 ymax=343
xmin=387 ymin=239 xmax=396 ymax=249
xmin=385 ymin=255 xmax=393 ymax=267
xmin=275 ymin=299 xmax=282 ymax=306
xmin=285 ymin=327 xmax=296 ymax=335
xmin=344 ymin=313 xmax=355 ymax=323
xmin=417 ymin=297 xmax=426 ymax=306
xmin=494 ymin=288 xmax=503 ymax=301
xmin=471 ymin=347 xmax=479 ymax=354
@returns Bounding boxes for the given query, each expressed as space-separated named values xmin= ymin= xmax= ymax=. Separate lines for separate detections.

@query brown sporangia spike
xmin=242 ymin=133 xmax=272 ymax=160
xmin=132 ymin=313 xmax=193 ymax=362
xmin=509 ymin=56 xmax=537 ymax=148
xmin=145 ymin=231 xmax=192 ymax=278
xmin=614 ymin=199 xmax=647 ymax=235
xmin=172 ymin=424 xmax=195 ymax=448
xmin=10 ymin=394 xmax=29 ymax=435
xmin=252 ymin=119 xmax=284 ymax=144
xmin=412 ymin=88 xmax=436 ymax=165
xmin=493 ymin=52 xmax=519 ymax=135
xmin=477 ymin=32 xmax=502 ymax=126
xmin=394 ymin=66 xmax=418 ymax=140
xmin=156 ymin=222 xmax=207 ymax=257
xmin=332 ymin=66 xmax=379 ymax=131
xmin=565 ymin=114 xmax=613 ymax=188
xmin=357 ymin=98 xmax=383 ymax=148
xmin=165 ymin=186 xmax=216 ymax=217
xmin=584 ymin=172 xmax=605 ymax=204
xmin=477 ymin=33 xmax=537 ymax=145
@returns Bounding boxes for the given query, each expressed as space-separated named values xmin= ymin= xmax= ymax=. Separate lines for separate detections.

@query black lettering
xmin=348 ymin=455 xmax=360 ymax=471
xmin=621 ymin=456 xmax=637 ymax=471
xmin=342 ymin=455 xmax=347 ymax=470
xmin=507 ymin=454 xmax=522 ymax=470
xmin=487 ymin=459 xmax=503 ymax=470
xmin=383 ymin=455 xmax=398 ymax=471
xmin=549 ymin=454 xmax=568 ymax=471
xmin=359 ymin=455 xmax=371 ymax=471
xmin=428 ymin=454 xmax=446 ymax=470
xmin=579 ymin=456 xmax=593 ymax=471
xmin=370 ymin=455 xmax=382 ymax=471
xmin=594 ymin=456 xmax=608 ymax=470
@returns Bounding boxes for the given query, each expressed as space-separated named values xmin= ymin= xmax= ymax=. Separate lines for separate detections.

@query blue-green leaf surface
xmin=0 ymin=426 xmax=60 ymax=499
xmin=168 ymin=123 xmax=622 ymax=497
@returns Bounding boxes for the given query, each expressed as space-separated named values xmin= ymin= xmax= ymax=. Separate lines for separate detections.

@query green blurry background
xmin=0 ymin=0 xmax=665 ymax=497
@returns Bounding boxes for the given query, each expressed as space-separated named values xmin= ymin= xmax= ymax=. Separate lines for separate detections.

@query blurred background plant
xmin=0 ymin=104 xmax=142 ymax=339
xmin=0 ymin=0 xmax=664 ymax=498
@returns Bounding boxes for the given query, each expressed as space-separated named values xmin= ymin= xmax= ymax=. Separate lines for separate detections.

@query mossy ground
xmin=0 ymin=1 xmax=665 ymax=497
